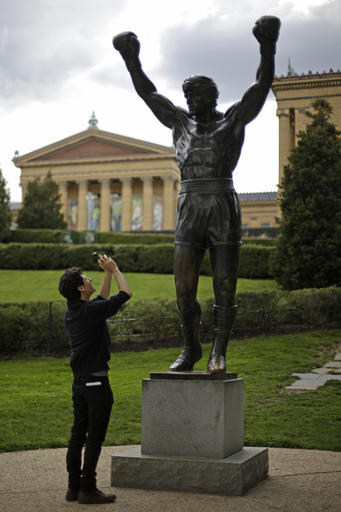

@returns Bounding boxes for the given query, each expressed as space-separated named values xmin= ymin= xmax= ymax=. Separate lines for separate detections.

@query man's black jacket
xmin=65 ymin=291 xmax=130 ymax=378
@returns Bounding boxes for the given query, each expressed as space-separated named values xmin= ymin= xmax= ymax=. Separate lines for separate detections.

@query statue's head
xmin=182 ymin=75 xmax=219 ymax=114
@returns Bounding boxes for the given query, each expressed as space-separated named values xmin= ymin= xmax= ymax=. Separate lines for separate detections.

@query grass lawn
xmin=0 ymin=269 xmax=278 ymax=302
xmin=0 ymin=330 xmax=340 ymax=453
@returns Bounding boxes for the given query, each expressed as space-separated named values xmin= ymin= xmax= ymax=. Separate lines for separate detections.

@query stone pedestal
xmin=141 ymin=373 xmax=243 ymax=458
xmin=111 ymin=372 xmax=268 ymax=495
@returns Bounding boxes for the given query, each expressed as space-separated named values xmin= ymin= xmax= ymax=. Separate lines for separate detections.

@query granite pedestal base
xmin=111 ymin=372 xmax=268 ymax=495
xmin=111 ymin=446 xmax=268 ymax=495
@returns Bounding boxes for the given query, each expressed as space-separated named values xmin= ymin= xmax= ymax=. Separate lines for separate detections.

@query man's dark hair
xmin=59 ymin=267 xmax=84 ymax=300
xmin=182 ymin=75 xmax=219 ymax=108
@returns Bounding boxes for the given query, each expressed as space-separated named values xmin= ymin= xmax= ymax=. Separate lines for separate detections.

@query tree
xmin=272 ymin=99 xmax=341 ymax=290
xmin=0 ymin=168 xmax=12 ymax=241
xmin=17 ymin=172 xmax=67 ymax=229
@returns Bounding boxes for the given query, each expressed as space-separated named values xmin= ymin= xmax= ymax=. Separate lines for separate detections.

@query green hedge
xmin=0 ymin=243 xmax=274 ymax=278
xmin=4 ymin=229 xmax=175 ymax=245
xmin=4 ymin=229 xmax=96 ymax=244
xmin=5 ymin=229 xmax=277 ymax=247
xmin=0 ymin=301 xmax=66 ymax=353
xmin=4 ymin=229 xmax=68 ymax=244
xmin=1 ymin=287 xmax=340 ymax=354
xmin=96 ymin=232 xmax=175 ymax=245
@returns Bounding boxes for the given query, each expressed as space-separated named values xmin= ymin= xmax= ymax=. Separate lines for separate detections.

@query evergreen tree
xmin=0 ymin=168 xmax=12 ymax=241
xmin=272 ymin=99 xmax=341 ymax=289
xmin=17 ymin=172 xmax=67 ymax=229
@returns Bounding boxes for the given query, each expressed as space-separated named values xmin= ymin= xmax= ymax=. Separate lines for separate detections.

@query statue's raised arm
xmin=113 ymin=31 xmax=177 ymax=129
xmin=234 ymin=16 xmax=281 ymax=125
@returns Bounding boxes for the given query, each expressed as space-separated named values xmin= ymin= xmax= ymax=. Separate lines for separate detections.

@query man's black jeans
xmin=66 ymin=376 xmax=114 ymax=491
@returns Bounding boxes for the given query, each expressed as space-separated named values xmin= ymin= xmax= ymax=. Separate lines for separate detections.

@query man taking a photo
xmin=59 ymin=253 xmax=132 ymax=504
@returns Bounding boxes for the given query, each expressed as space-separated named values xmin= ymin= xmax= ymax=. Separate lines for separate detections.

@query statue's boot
xmin=169 ymin=300 xmax=202 ymax=371
xmin=207 ymin=304 xmax=237 ymax=373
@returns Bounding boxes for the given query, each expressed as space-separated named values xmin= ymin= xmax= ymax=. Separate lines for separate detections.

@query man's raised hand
xmin=97 ymin=254 xmax=119 ymax=273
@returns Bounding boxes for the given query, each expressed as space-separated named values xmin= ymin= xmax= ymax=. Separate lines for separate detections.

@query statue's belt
xmin=179 ymin=178 xmax=235 ymax=194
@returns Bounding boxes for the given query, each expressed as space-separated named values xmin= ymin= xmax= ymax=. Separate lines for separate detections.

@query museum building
xmin=12 ymin=70 xmax=341 ymax=233
xmin=13 ymin=115 xmax=180 ymax=232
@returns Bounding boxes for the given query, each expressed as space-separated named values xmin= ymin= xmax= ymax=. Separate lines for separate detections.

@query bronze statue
xmin=113 ymin=16 xmax=280 ymax=373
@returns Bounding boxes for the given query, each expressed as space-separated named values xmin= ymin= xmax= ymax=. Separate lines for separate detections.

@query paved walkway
xmin=0 ymin=445 xmax=340 ymax=512
xmin=285 ymin=351 xmax=341 ymax=391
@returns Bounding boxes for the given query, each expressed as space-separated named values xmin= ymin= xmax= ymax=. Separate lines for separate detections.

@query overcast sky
xmin=0 ymin=0 xmax=340 ymax=201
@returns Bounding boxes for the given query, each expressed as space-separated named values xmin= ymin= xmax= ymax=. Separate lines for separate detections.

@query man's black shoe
xmin=78 ymin=488 xmax=116 ymax=504
xmin=65 ymin=488 xmax=79 ymax=501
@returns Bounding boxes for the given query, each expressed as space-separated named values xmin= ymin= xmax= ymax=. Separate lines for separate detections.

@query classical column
xmin=20 ymin=181 xmax=28 ymax=202
xmin=295 ymin=107 xmax=309 ymax=141
xmin=162 ymin=176 xmax=175 ymax=230
xmin=100 ymin=178 xmax=111 ymax=232
xmin=120 ymin=177 xmax=132 ymax=231
xmin=57 ymin=181 xmax=68 ymax=222
xmin=77 ymin=179 xmax=88 ymax=231
xmin=142 ymin=176 xmax=153 ymax=231
xmin=276 ymin=108 xmax=291 ymax=186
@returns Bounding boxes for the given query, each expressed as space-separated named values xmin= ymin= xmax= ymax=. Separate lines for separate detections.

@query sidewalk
xmin=0 ymin=445 xmax=340 ymax=512
xmin=285 ymin=351 xmax=341 ymax=391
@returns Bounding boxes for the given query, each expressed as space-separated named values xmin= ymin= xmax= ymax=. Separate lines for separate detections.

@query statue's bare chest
xmin=173 ymin=116 xmax=243 ymax=176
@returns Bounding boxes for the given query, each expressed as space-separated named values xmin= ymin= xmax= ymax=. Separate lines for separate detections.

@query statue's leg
xmin=207 ymin=244 xmax=240 ymax=372
xmin=169 ymin=245 xmax=205 ymax=371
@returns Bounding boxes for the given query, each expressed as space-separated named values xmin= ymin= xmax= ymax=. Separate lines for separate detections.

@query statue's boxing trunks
xmin=174 ymin=178 xmax=242 ymax=249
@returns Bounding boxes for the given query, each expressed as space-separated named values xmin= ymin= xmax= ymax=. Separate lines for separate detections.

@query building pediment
xmin=13 ymin=128 xmax=174 ymax=167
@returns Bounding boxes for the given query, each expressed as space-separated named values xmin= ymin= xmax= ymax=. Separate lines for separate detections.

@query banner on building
xmin=131 ymin=195 xmax=143 ymax=231
xmin=110 ymin=193 xmax=122 ymax=232
xmin=87 ymin=193 xmax=100 ymax=231
xmin=153 ymin=194 xmax=163 ymax=231
xmin=68 ymin=198 xmax=78 ymax=230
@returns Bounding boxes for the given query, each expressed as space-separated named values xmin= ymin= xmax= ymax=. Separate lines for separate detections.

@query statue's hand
xmin=253 ymin=16 xmax=280 ymax=50
xmin=113 ymin=31 xmax=140 ymax=64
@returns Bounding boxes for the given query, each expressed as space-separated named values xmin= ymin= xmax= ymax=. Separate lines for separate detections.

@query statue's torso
xmin=173 ymin=111 xmax=244 ymax=181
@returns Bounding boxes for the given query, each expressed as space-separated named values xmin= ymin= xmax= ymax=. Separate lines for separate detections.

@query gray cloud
xmin=0 ymin=0 xmax=125 ymax=104
xmin=152 ymin=0 xmax=341 ymax=105
xmin=89 ymin=61 xmax=134 ymax=92
xmin=1 ymin=0 xmax=340 ymax=109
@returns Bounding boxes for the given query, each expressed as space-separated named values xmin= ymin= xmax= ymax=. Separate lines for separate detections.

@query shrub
xmin=4 ymin=229 xmax=99 ymax=244
xmin=277 ymin=286 xmax=341 ymax=327
xmin=238 ymin=245 xmax=275 ymax=278
xmin=0 ymin=306 xmax=27 ymax=352
xmin=5 ymin=229 xmax=66 ymax=244
xmin=110 ymin=298 xmax=180 ymax=343
xmin=1 ymin=287 xmax=339 ymax=355
xmin=0 ymin=242 xmax=274 ymax=277
xmin=96 ymin=232 xmax=174 ymax=245
xmin=0 ymin=302 xmax=63 ymax=353
xmin=235 ymin=291 xmax=282 ymax=332
xmin=5 ymin=229 xmax=173 ymax=245
xmin=5 ymin=229 xmax=278 ymax=247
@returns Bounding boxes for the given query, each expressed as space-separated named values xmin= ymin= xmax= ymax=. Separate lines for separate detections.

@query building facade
xmin=272 ymin=69 xmax=341 ymax=185
xmin=13 ymin=124 xmax=180 ymax=232
xmin=239 ymin=192 xmax=278 ymax=230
